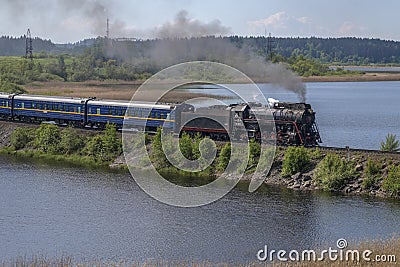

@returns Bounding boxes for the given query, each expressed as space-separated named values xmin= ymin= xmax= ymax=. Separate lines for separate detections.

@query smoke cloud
xmin=134 ymin=37 xmax=307 ymax=101
xmin=1 ymin=0 xmax=306 ymax=101
xmin=154 ymin=10 xmax=230 ymax=38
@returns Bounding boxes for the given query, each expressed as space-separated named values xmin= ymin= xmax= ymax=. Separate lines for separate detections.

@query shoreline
xmin=1 ymin=121 xmax=399 ymax=200
xmin=301 ymin=72 xmax=400 ymax=82
xmin=21 ymin=72 xmax=400 ymax=100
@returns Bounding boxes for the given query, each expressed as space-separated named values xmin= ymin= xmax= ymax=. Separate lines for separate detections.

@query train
xmin=0 ymin=92 xmax=322 ymax=146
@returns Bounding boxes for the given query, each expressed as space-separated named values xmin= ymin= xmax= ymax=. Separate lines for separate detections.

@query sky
xmin=0 ymin=0 xmax=399 ymax=43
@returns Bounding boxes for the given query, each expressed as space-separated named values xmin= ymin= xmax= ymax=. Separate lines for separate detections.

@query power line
xmin=25 ymin=28 xmax=33 ymax=60
xmin=266 ymin=32 xmax=275 ymax=61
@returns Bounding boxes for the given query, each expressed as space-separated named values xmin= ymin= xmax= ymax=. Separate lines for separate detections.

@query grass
xmin=0 ymin=237 xmax=398 ymax=266
xmin=0 ymin=147 xmax=114 ymax=171
xmin=23 ymin=80 xmax=231 ymax=102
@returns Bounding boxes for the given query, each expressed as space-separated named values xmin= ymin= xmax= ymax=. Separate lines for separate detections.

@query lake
xmin=188 ymin=81 xmax=400 ymax=150
xmin=0 ymin=156 xmax=399 ymax=263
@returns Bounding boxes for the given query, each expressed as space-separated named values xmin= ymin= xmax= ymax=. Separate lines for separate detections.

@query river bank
xmin=1 ymin=121 xmax=399 ymax=200
xmin=301 ymin=72 xmax=400 ymax=82
xmin=18 ymin=73 xmax=400 ymax=102
xmin=1 ymin=236 xmax=398 ymax=266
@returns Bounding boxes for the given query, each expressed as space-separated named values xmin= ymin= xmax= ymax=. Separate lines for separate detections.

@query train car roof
xmin=14 ymin=94 xmax=86 ymax=104
xmin=91 ymin=99 xmax=176 ymax=110
xmin=0 ymin=92 xmax=11 ymax=98
xmin=3 ymin=93 xmax=177 ymax=109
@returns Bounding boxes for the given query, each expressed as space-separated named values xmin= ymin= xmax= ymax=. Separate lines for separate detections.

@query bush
xmin=249 ymin=139 xmax=261 ymax=166
xmin=310 ymin=147 xmax=323 ymax=160
xmin=179 ymin=132 xmax=194 ymax=160
xmin=149 ymin=127 xmax=170 ymax=169
xmin=11 ymin=127 xmax=35 ymax=150
xmin=34 ymin=124 xmax=61 ymax=153
xmin=380 ymin=133 xmax=400 ymax=152
xmin=83 ymin=123 xmax=122 ymax=163
xmin=281 ymin=146 xmax=310 ymax=177
xmin=0 ymin=80 xmax=26 ymax=93
xmin=383 ymin=166 xmax=400 ymax=195
xmin=313 ymin=153 xmax=356 ymax=191
xmin=362 ymin=159 xmax=381 ymax=189
xmin=59 ymin=127 xmax=85 ymax=154
xmin=217 ymin=143 xmax=231 ymax=172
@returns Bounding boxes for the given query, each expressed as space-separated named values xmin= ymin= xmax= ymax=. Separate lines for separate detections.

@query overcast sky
xmin=0 ymin=0 xmax=398 ymax=43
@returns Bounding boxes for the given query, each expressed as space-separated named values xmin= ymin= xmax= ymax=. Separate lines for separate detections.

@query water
xmin=187 ymin=81 xmax=400 ymax=150
xmin=0 ymin=156 xmax=399 ymax=263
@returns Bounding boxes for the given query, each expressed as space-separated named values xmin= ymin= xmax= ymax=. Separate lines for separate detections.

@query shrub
xmin=0 ymin=80 xmax=26 ymax=93
xmin=217 ymin=143 xmax=231 ymax=172
xmin=383 ymin=166 xmax=400 ymax=195
xmin=313 ymin=153 xmax=356 ymax=191
xmin=34 ymin=124 xmax=61 ymax=153
xmin=179 ymin=132 xmax=194 ymax=160
xmin=281 ymin=146 xmax=310 ymax=177
xmin=59 ymin=127 xmax=85 ymax=154
xmin=362 ymin=159 xmax=381 ymax=189
xmin=102 ymin=123 xmax=121 ymax=155
xmin=310 ymin=147 xmax=323 ymax=160
xmin=249 ymin=139 xmax=261 ymax=166
xmin=149 ymin=127 xmax=170 ymax=169
xmin=83 ymin=135 xmax=105 ymax=161
xmin=11 ymin=127 xmax=35 ymax=150
xmin=380 ymin=133 xmax=400 ymax=152
xmin=83 ymin=123 xmax=122 ymax=163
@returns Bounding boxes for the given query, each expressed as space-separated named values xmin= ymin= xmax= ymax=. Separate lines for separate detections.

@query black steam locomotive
xmin=180 ymin=101 xmax=321 ymax=146
xmin=0 ymin=92 xmax=321 ymax=146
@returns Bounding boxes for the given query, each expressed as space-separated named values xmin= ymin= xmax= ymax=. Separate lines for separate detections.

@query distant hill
xmin=0 ymin=36 xmax=96 ymax=56
xmin=0 ymin=36 xmax=57 ymax=56
xmin=1 ymin=35 xmax=400 ymax=64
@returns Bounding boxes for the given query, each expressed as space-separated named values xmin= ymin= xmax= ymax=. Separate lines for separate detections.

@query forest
xmin=1 ymin=35 xmax=398 ymax=93
xmin=2 ymin=35 xmax=400 ymax=64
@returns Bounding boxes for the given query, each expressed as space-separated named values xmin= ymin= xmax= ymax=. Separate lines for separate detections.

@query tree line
xmin=2 ymin=35 xmax=400 ymax=64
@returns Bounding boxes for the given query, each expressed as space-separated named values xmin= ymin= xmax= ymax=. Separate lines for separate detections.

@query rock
xmin=355 ymin=164 xmax=363 ymax=172
xmin=291 ymin=172 xmax=302 ymax=180
xmin=303 ymin=180 xmax=311 ymax=188
xmin=292 ymin=182 xmax=301 ymax=189
xmin=303 ymin=175 xmax=312 ymax=181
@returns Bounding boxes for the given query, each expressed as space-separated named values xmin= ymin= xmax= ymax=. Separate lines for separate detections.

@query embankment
xmin=1 ymin=121 xmax=399 ymax=199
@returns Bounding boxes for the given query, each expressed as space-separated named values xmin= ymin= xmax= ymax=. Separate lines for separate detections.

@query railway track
xmin=317 ymin=145 xmax=400 ymax=156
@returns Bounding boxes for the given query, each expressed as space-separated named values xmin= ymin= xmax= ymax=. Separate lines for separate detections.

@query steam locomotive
xmin=0 ymin=92 xmax=321 ymax=146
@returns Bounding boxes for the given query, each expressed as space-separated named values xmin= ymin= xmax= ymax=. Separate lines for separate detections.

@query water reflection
xmin=0 ymin=156 xmax=399 ymax=262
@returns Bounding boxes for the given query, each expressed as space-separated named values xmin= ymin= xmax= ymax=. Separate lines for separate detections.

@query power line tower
xmin=106 ymin=18 xmax=110 ymax=39
xmin=25 ymin=28 xmax=33 ymax=60
xmin=266 ymin=32 xmax=275 ymax=61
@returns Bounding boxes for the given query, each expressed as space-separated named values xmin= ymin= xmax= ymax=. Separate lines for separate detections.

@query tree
xmin=34 ymin=124 xmax=61 ymax=153
xmin=83 ymin=123 xmax=122 ymax=162
xmin=11 ymin=127 xmax=35 ymax=149
xmin=150 ymin=127 xmax=170 ymax=169
xmin=249 ymin=139 xmax=261 ymax=166
xmin=380 ymin=133 xmax=400 ymax=152
xmin=102 ymin=123 xmax=121 ymax=155
xmin=179 ymin=132 xmax=193 ymax=160
xmin=59 ymin=127 xmax=84 ymax=154
xmin=217 ymin=143 xmax=231 ymax=172
xmin=281 ymin=146 xmax=310 ymax=177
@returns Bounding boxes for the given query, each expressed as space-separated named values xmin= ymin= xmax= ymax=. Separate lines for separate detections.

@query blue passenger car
xmin=87 ymin=99 xmax=176 ymax=130
xmin=0 ymin=93 xmax=11 ymax=119
xmin=13 ymin=95 xmax=85 ymax=125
